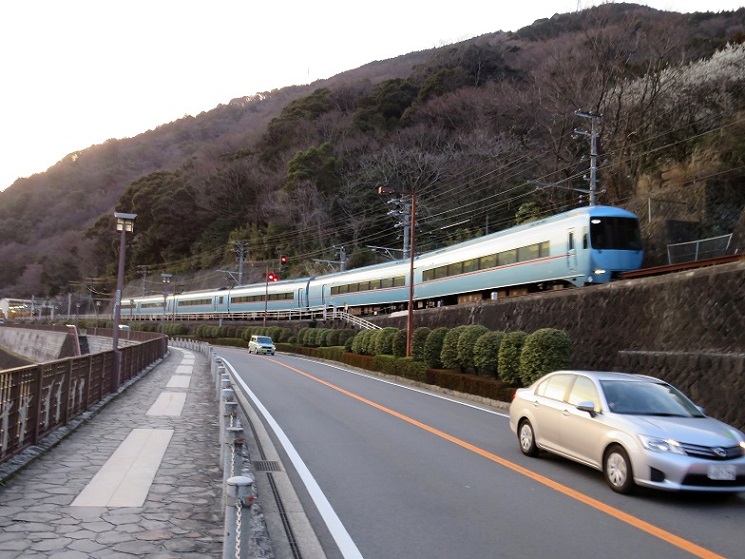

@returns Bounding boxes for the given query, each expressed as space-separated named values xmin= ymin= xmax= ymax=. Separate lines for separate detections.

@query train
xmin=124 ymin=205 xmax=644 ymax=321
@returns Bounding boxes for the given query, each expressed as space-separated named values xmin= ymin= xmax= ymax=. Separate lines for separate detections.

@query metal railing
xmin=667 ymin=234 xmax=733 ymax=264
xmin=0 ymin=333 xmax=167 ymax=466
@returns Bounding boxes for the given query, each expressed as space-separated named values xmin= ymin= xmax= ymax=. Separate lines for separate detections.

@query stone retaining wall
xmin=370 ymin=260 xmax=745 ymax=429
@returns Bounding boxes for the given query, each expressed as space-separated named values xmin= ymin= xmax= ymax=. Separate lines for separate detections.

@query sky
xmin=1 ymin=1 xmax=743 ymax=192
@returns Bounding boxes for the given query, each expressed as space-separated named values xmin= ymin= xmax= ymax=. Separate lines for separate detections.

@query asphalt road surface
xmin=216 ymin=348 xmax=745 ymax=559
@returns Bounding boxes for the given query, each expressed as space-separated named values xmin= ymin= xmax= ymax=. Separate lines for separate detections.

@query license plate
xmin=708 ymin=464 xmax=736 ymax=481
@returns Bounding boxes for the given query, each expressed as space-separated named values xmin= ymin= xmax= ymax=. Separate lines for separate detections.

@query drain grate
xmin=253 ymin=460 xmax=282 ymax=472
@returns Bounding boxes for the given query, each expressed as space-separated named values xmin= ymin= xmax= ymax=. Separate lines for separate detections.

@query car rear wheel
xmin=518 ymin=419 xmax=539 ymax=457
xmin=604 ymin=445 xmax=635 ymax=494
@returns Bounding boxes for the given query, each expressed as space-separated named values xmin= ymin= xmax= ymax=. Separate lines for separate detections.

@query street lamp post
xmin=378 ymin=186 xmax=417 ymax=357
xmin=111 ymin=212 xmax=137 ymax=393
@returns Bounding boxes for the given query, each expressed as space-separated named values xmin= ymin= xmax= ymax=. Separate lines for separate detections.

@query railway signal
xmin=267 ymin=272 xmax=279 ymax=282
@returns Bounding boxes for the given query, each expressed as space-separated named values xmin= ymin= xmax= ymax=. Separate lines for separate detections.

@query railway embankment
xmin=368 ymin=259 xmax=745 ymax=430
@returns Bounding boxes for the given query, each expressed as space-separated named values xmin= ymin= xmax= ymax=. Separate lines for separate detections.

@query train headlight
xmin=593 ymin=268 xmax=606 ymax=275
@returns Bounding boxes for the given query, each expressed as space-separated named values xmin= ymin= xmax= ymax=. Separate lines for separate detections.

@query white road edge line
xmin=223 ymin=359 xmax=365 ymax=559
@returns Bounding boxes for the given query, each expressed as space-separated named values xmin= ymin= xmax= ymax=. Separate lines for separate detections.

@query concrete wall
xmin=0 ymin=327 xmax=139 ymax=365
xmin=368 ymin=259 xmax=745 ymax=430
xmin=0 ymin=327 xmax=69 ymax=363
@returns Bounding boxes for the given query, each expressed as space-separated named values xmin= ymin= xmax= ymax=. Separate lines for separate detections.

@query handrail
xmin=0 ymin=335 xmax=167 ymax=467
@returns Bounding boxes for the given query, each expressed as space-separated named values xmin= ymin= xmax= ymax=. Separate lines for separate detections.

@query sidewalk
xmin=0 ymin=346 xmax=225 ymax=558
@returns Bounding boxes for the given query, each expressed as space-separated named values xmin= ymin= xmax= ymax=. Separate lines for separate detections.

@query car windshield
xmin=600 ymin=380 xmax=705 ymax=417
xmin=257 ymin=337 xmax=272 ymax=344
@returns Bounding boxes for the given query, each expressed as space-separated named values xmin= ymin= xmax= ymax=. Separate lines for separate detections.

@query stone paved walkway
xmin=0 ymin=346 xmax=224 ymax=559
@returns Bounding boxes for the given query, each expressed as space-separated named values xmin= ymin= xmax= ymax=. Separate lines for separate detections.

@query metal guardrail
xmin=0 ymin=332 xmax=167 ymax=466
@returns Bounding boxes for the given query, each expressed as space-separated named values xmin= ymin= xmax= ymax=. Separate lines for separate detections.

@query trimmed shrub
xmin=336 ymin=329 xmax=356 ymax=347
xmin=327 ymin=329 xmax=341 ymax=346
xmin=423 ymin=327 xmax=448 ymax=369
xmin=498 ymin=331 xmax=528 ymax=386
xmin=473 ymin=331 xmax=505 ymax=377
xmin=350 ymin=332 xmax=363 ymax=354
xmin=277 ymin=327 xmax=292 ymax=343
xmin=519 ymin=328 xmax=572 ymax=386
xmin=296 ymin=327 xmax=310 ymax=346
xmin=361 ymin=330 xmax=378 ymax=355
xmin=440 ymin=326 xmax=467 ymax=371
xmin=457 ymin=325 xmax=490 ymax=373
xmin=373 ymin=328 xmax=399 ymax=355
xmin=391 ymin=329 xmax=407 ymax=358
xmin=317 ymin=328 xmax=334 ymax=347
xmin=411 ymin=327 xmax=431 ymax=361
xmin=344 ymin=333 xmax=356 ymax=352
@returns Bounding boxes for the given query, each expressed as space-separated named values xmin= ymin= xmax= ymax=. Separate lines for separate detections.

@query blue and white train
xmin=125 ymin=205 xmax=643 ymax=321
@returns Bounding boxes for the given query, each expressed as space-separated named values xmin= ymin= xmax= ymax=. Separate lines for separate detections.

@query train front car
xmin=582 ymin=206 xmax=643 ymax=285
xmin=414 ymin=205 xmax=643 ymax=306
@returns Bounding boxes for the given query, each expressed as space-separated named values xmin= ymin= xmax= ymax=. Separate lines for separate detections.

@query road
xmin=216 ymin=348 xmax=745 ymax=559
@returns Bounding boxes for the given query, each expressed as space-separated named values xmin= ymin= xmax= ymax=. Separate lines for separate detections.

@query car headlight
xmin=638 ymin=435 xmax=686 ymax=455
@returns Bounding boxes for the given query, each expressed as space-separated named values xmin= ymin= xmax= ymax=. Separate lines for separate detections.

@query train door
xmin=567 ymin=228 xmax=577 ymax=272
xmin=296 ymin=287 xmax=306 ymax=309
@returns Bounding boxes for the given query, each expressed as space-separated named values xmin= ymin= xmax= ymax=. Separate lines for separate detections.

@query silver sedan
xmin=508 ymin=370 xmax=745 ymax=494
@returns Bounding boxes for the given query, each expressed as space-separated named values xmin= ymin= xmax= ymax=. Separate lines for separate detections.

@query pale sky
xmin=1 ymin=1 xmax=743 ymax=192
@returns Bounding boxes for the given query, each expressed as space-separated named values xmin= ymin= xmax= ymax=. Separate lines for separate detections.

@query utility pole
xmin=313 ymin=246 xmax=347 ymax=272
xmin=574 ymin=110 xmax=602 ymax=206
xmin=231 ymin=241 xmax=248 ymax=285
xmin=384 ymin=195 xmax=413 ymax=259
xmin=337 ymin=246 xmax=347 ymax=271
xmin=137 ymin=265 xmax=150 ymax=296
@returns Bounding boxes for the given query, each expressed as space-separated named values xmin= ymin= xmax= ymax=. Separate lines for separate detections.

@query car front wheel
xmin=604 ymin=445 xmax=635 ymax=494
xmin=518 ymin=419 xmax=539 ymax=457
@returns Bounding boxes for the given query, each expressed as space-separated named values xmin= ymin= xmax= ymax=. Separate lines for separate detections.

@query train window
xmin=463 ymin=259 xmax=478 ymax=273
xmin=568 ymin=231 xmax=575 ymax=251
xmin=359 ymin=281 xmax=370 ymax=291
xmin=540 ymin=241 xmax=550 ymax=256
xmin=447 ymin=262 xmax=463 ymax=276
xmin=590 ymin=217 xmax=642 ymax=250
xmin=423 ymin=269 xmax=434 ymax=282
xmin=433 ymin=266 xmax=447 ymax=279
xmin=370 ymin=280 xmax=381 ymax=290
xmin=381 ymin=278 xmax=392 ymax=289
xmin=393 ymin=275 xmax=405 ymax=287
xmin=517 ymin=245 xmax=539 ymax=262
xmin=479 ymin=254 xmax=496 ymax=270
xmin=498 ymin=250 xmax=516 ymax=265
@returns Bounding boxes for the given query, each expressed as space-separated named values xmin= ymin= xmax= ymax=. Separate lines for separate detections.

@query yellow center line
xmin=276 ymin=360 xmax=725 ymax=559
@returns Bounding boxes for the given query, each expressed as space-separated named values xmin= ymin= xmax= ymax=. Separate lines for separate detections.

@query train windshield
xmin=590 ymin=217 xmax=642 ymax=250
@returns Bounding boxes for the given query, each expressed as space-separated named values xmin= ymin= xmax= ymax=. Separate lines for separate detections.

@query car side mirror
xmin=576 ymin=401 xmax=597 ymax=418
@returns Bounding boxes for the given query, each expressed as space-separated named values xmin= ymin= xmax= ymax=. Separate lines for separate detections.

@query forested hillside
xmin=1 ymin=3 xmax=744 ymax=305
